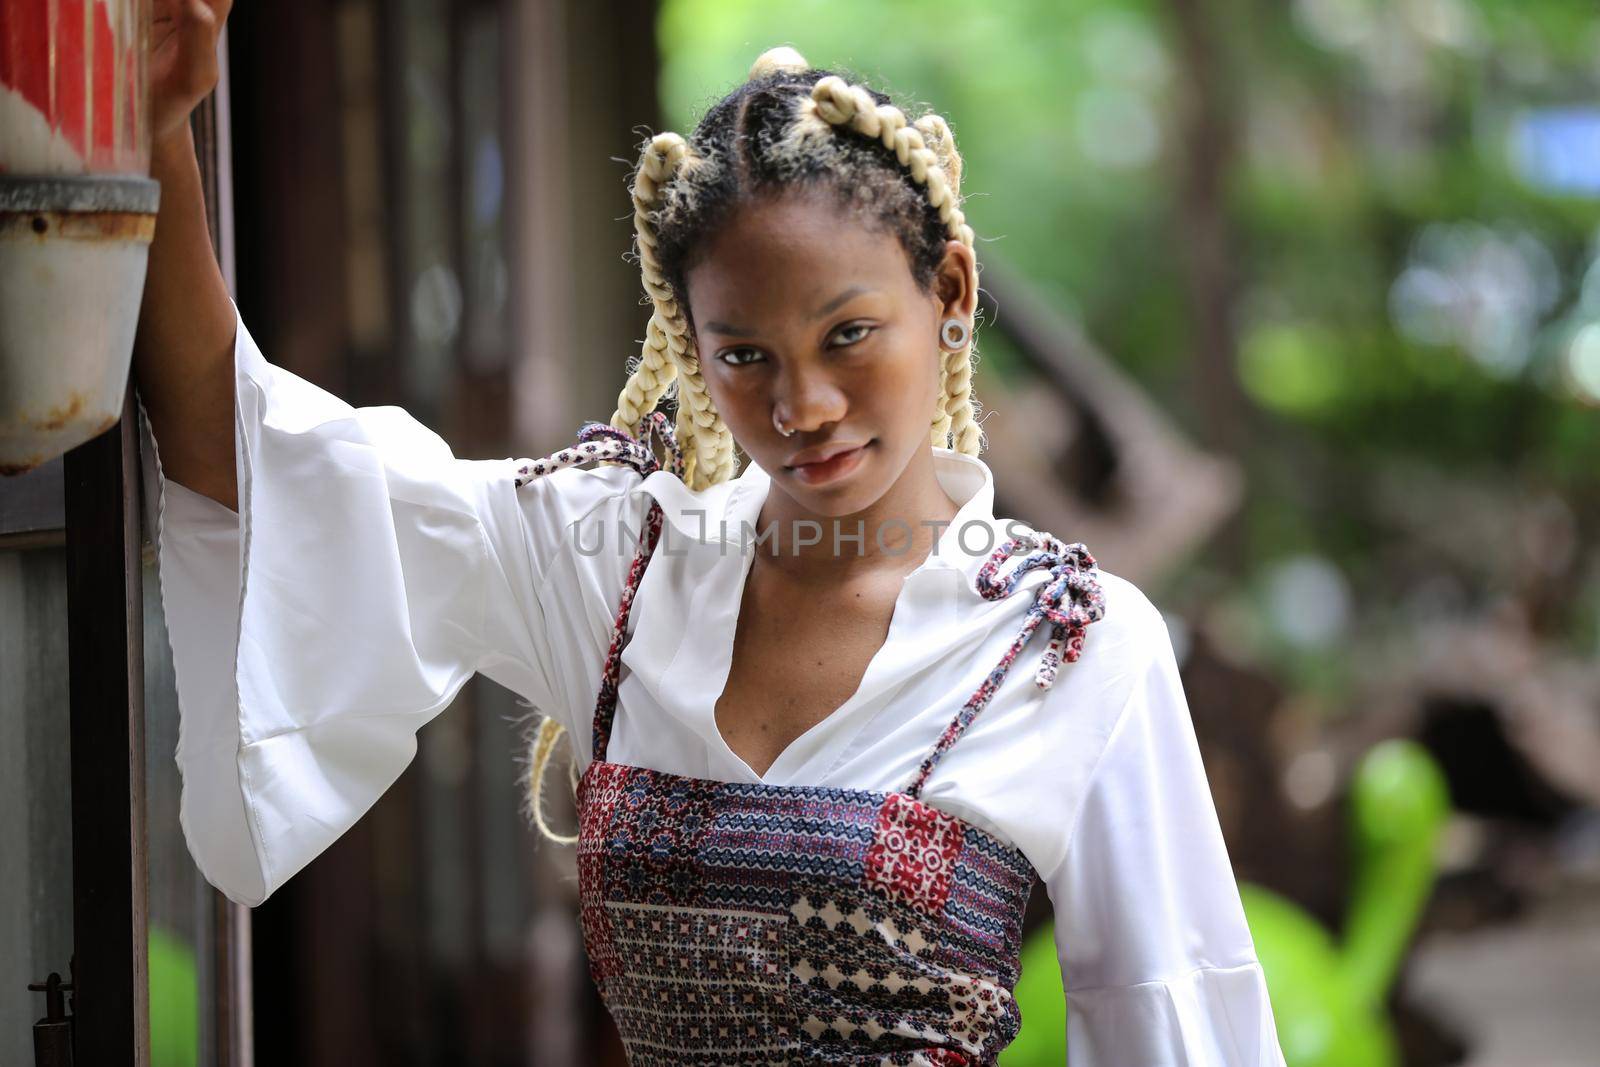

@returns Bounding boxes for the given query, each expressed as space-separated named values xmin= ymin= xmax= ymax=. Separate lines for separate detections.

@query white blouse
xmin=138 ymin=303 xmax=1287 ymax=1066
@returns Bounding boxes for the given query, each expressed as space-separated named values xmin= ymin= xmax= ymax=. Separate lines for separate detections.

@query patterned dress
xmin=517 ymin=415 xmax=1107 ymax=1066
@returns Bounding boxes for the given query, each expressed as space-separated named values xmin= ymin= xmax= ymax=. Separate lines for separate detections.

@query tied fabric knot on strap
xmin=906 ymin=530 xmax=1107 ymax=798
xmin=512 ymin=410 xmax=685 ymax=487
xmin=977 ymin=532 xmax=1106 ymax=691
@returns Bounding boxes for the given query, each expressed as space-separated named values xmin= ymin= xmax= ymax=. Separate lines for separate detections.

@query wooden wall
xmin=225 ymin=2 xmax=656 ymax=1061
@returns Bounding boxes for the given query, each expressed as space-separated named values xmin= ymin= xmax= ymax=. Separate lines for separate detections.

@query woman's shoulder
xmin=983 ymin=512 xmax=1169 ymax=671
xmin=1086 ymin=565 xmax=1170 ymax=663
xmin=987 ymin=517 xmax=1173 ymax=705
xmin=1017 ymin=556 xmax=1193 ymax=789
xmin=509 ymin=432 xmax=754 ymax=575
xmin=515 ymin=453 xmax=644 ymax=514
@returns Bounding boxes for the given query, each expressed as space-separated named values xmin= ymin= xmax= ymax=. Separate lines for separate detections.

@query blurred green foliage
xmin=658 ymin=0 xmax=1600 ymax=699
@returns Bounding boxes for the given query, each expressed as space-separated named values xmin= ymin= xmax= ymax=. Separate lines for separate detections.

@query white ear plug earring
xmin=774 ymin=410 xmax=796 ymax=437
xmin=940 ymin=317 xmax=970 ymax=350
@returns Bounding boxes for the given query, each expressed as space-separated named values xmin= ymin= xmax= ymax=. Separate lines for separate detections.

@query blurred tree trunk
xmin=1165 ymin=0 xmax=1251 ymax=568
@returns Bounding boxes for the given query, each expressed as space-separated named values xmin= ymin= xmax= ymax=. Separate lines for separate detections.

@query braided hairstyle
xmin=525 ymin=45 xmax=986 ymax=842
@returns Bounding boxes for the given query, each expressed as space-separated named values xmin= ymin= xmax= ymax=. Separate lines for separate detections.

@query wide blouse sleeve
xmin=137 ymin=302 xmax=643 ymax=907
xmin=1041 ymin=620 xmax=1288 ymax=1066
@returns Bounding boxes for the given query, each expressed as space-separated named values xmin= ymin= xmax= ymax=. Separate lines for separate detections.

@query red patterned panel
xmin=863 ymin=793 xmax=965 ymax=914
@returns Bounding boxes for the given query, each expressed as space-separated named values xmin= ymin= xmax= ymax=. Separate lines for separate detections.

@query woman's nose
xmin=772 ymin=367 xmax=848 ymax=434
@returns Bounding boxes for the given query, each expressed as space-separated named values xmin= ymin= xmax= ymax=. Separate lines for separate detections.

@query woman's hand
xmin=150 ymin=0 xmax=232 ymax=149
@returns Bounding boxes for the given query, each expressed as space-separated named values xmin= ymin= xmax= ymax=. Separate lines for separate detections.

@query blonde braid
xmin=609 ymin=131 xmax=738 ymax=490
xmin=611 ymin=135 xmax=693 ymax=434
xmin=608 ymin=135 xmax=691 ymax=431
xmin=801 ymin=77 xmax=984 ymax=456
xmin=613 ymin=314 xmax=680 ymax=437
xmin=674 ymin=361 xmax=738 ymax=488
xmin=909 ymin=112 xmax=984 ymax=453
xmin=914 ymin=114 xmax=963 ymax=197
xmin=522 ymin=715 xmax=578 ymax=845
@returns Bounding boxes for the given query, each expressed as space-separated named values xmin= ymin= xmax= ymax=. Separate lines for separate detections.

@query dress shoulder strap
xmin=512 ymin=412 xmax=684 ymax=761
xmin=903 ymin=533 xmax=1106 ymax=799
xmin=513 ymin=411 xmax=684 ymax=489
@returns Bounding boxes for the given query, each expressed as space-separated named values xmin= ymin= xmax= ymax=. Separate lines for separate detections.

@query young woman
xmin=136 ymin=5 xmax=1286 ymax=1063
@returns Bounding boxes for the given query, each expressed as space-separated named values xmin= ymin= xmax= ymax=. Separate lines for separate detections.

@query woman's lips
xmin=788 ymin=441 xmax=872 ymax=486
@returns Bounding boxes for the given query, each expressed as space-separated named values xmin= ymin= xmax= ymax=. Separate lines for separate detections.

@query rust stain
xmin=6 ymin=392 xmax=95 ymax=434
xmin=0 ymin=210 xmax=156 ymax=243
xmin=1 ymin=455 xmax=48 ymax=477
xmin=31 ymin=391 xmax=89 ymax=432
xmin=0 ymin=404 xmax=120 ymax=474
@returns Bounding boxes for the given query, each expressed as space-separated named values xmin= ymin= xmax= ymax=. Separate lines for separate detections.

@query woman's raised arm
xmin=133 ymin=0 xmax=237 ymax=510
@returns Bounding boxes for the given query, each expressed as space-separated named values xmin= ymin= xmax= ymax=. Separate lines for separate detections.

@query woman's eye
xmin=832 ymin=323 xmax=874 ymax=346
xmin=718 ymin=347 xmax=765 ymax=367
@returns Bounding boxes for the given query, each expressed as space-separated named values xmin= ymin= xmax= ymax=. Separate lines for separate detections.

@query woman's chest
xmin=713 ymin=565 xmax=907 ymax=778
xmin=592 ymin=546 xmax=1102 ymax=877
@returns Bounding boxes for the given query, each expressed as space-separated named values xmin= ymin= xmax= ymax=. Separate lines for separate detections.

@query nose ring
xmin=774 ymin=410 xmax=796 ymax=437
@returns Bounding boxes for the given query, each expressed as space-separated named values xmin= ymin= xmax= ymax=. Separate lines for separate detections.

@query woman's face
xmin=684 ymin=190 xmax=975 ymax=520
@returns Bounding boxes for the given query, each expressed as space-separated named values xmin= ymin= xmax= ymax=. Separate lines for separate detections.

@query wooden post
xmin=64 ymin=380 xmax=150 ymax=1067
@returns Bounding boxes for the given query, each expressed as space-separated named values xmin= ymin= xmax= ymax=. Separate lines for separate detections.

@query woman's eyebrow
xmin=703 ymin=286 xmax=875 ymax=338
xmin=704 ymin=319 xmax=756 ymax=337
xmin=812 ymin=285 xmax=871 ymax=319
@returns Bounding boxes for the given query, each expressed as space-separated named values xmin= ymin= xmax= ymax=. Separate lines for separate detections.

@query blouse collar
xmin=637 ymin=447 xmax=1013 ymax=601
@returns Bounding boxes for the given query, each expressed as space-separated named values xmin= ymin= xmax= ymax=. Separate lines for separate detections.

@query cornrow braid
xmin=531 ymin=46 xmax=987 ymax=842
xmin=914 ymin=113 xmax=964 ymax=199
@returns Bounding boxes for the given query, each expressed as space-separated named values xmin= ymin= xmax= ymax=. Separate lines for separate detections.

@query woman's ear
xmin=932 ymin=239 xmax=978 ymax=323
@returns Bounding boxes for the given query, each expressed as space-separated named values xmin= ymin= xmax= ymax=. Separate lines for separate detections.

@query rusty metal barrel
xmin=1 ymin=0 xmax=159 ymax=475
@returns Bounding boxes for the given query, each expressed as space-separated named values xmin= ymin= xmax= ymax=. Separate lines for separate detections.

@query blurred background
xmin=8 ymin=0 xmax=1599 ymax=1064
